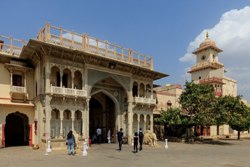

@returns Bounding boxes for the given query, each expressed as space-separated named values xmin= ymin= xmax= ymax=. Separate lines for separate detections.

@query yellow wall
xmin=0 ymin=63 xmax=11 ymax=98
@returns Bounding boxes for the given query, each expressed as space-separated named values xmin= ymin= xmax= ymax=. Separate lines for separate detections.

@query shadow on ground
xmin=195 ymin=139 xmax=233 ymax=145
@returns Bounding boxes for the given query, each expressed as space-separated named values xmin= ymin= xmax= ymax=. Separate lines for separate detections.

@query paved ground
xmin=0 ymin=139 xmax=250 ymax=167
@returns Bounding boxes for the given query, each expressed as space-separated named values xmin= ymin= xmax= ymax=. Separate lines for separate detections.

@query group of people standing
xmin=117 ymin=128 xmax=144 ymax=153
xmin=66 ymin=128 xmax=144 ymax=155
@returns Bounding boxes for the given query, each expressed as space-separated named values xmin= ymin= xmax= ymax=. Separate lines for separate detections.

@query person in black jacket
xmin=117 ymin=128 xmax=123 ymax=151
xmin=139 ymin=128 xmax=144 ymax=151
xmin=133 ymin=132 xmax=139 ymax=153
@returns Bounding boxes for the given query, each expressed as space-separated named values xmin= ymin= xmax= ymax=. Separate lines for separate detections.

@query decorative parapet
xmin=50 ymin=86 xmax=87 ymax=98
xmin=134 ymin=96 xmax=156 ymax=105
xmin=199 ymin=77 xmax=224 ymax=84
xmin=37 ymin=23 xmax=154 ymax=70
xmin=0 ymin=35 xmax=26 ymax=57
xmin=189 ymin=62 xmax=224 ymax=73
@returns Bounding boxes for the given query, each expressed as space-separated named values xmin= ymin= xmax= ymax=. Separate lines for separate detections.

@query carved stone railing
xmin=189 ymin=61 xmax=224 ymax=72
xmin=199 ymin=77 xmax=223 ymax=84
xmin=50 ymin=86 xmax=87 ymax=97
xmin=0 ymin=35 xmax=26 ymax=57
xmin=37 ymin=23 xmax=154 ymax=70
xmin=134 ymin=96 xmax=156 ymax=105
xmin=10 ymin=86 xmax=27 ymax=94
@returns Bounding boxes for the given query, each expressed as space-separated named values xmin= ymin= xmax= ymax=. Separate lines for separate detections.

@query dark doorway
xmin=89 ymin=93 xmax=116 ymax=143
xmin=5 ymin=112 xmax=29 ymax=147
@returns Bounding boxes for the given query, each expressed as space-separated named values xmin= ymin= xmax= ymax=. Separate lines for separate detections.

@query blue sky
xmin=1 ymin=0 xmax=250 ymax=101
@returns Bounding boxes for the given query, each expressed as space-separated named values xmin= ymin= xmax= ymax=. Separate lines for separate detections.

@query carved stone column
xmin=45 ymin=95 xmax=52 ymax=140
xmin=81 ymin=110 xmax=85 ymax=138
xmin=127 ymin=101 xmax=133 ymax=144
xmin=71 ymin=111 xmax=75 ymax=132
xmin=59 ymin=110 xmax=63 ymax=138
xmin=150 ymin=114 xmax=153 ymax=132
xmin=60 ymin=69 xmax=63 ymax=87
xmin=86 ymin=98 xmax=90 ymax=139
xmin=144 ymin=115 xmax=146 ymax=132
xmin=137 ymin=114 xmax=140 ymax=132
xmin=71 ymin=70 xmax=74 ymax=89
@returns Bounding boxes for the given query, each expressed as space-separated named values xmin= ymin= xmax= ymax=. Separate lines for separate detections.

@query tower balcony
xmin=199 ymin=77 xmax=224 ymax=84
xmin=50 ymin=86 xmax=87 ymax=98
xmin=189 ymin=62 xmax=224 ymax=73
xmin=215 ymin=91 xmax=222 ymax=97
xmin=133 ymin=96 xmax=156 ymax=106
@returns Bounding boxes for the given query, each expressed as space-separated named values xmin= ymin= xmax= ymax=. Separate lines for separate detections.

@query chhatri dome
xmin=193 ymin=32 xmax=222 ymax=54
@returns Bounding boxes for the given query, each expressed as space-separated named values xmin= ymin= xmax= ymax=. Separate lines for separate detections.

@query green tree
xmin=223 ymin=96 xmax=250 ymax=140
xmin=179 ymin=81 xmax=216 ymax=130
xmin=213 ymin=96 xmax=231 ymax=135
xmin=154 ymin=108 xmax=185 ymax=137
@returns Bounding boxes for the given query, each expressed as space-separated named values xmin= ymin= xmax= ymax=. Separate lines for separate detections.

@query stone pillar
xmin=71 ymin=111 xmax=75 ymax=132
xmin=144 ymin=115 xmax=146 ymax=132
xmin=45 ymin=56 xmax=51 ymax=93
xmin=150 ymin=114 xmax=153 ymax=132
xmin=60 ymin=70 xmax=63 ymax=87
xmin=45 ymin=95 xmax=52 ymax=140
xmin=59 ymin=110 xmax=63 ymax=138
xmin=86 ymin=98 xmax=90 ymax=139
xmin=71 ymin=70 xmax=74 ymax=89
xmin=127 ymin=101 xmax=133 ymax=144
xmin=81 ymin=110 xmax=85 ymax=138
xmin=137 ymin=114 xmax=140 ymax=132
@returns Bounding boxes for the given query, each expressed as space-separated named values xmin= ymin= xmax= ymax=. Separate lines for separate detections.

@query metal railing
xmin=50 ymin=85 xmax=87 ymax=97
xmin=0 ymin=35 xmax=26 ymax=57
xmin=37 ymin=23 xmax=154 ymax=70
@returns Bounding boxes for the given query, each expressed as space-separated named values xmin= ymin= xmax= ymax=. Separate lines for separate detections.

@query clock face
xmin=201 ymin=55 xmax=206 ymax=60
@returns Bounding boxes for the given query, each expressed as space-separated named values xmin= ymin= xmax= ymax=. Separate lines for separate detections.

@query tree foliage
xmin=179 ymin=81 xmax=216 ymax=126
xmin=154 ymin=108 xmax=183 ymax=125
xmin=222 ymin=96 xmax=250 ymax=139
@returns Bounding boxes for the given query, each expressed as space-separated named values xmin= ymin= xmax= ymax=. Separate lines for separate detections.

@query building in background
xmin=154 ymin=84 xmax=182 ymax=115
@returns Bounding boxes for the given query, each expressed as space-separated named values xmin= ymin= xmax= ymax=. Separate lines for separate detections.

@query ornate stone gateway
xmin=89 ymin=92 xmax=116 ymax=143
xmin=5 ymin=112 xmax=30 ymax=147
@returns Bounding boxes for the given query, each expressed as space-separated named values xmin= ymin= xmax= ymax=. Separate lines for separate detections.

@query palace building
xmin=0 ymin=24 xmax=167 ymax=148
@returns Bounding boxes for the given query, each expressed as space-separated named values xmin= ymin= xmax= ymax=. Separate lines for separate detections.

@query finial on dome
xmin=206 ymin=32 xmax=209 ymax=39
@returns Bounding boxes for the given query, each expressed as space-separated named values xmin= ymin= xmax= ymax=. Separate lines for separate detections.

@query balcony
xmin=37 ymin=24 xmax=153 ymax=70
xmin=199 ymin=77 xmax=224 ymax=84
xmin=189 ymin=62 xmax=224 ymax=73
xmin=10 ymin=86 xmax=27 ymax=94
xmin=215 ymin=91 xmax=222 ymax=97
xmin=134 ymin=97 xmax=156 ymax=105
xmin=50 ymin=86 xmax=87 ymax=98
xmin=0 ymin=35 xmax=26 ymax=57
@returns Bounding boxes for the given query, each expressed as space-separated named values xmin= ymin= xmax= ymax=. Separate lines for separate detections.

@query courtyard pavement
xmin=0 ymin=139 xmax=250 ymax=167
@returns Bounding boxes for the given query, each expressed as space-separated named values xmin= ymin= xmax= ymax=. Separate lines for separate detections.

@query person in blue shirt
xmin=66 ymin=130 xmax=75 ymax=155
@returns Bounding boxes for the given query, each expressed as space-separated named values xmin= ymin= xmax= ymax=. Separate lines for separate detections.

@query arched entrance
xmin=89 ymin=92 xmax=116 ymax=143
xmin=5 ymin=112 xmax=29 ymax=147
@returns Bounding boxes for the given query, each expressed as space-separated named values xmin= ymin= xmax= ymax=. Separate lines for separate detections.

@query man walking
xmin=139 ymin=128 xmax=144 ymax=151
xmin=96 ymin=128 xmax=102 ymax=144
xmin=117 ymin=128 xmax=123 ymax=151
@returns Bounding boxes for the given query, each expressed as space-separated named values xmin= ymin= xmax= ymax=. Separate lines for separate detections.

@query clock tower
xmin=188 ymin=33 xmax=224 ymax=96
